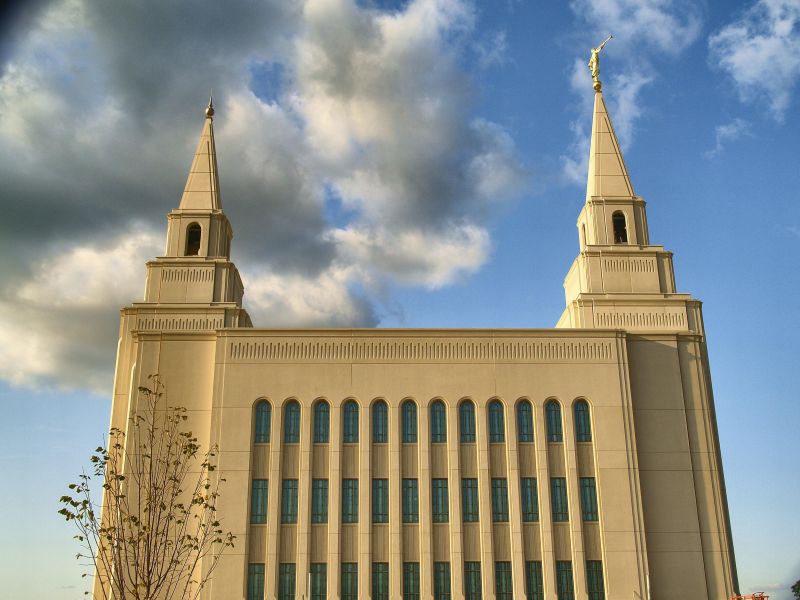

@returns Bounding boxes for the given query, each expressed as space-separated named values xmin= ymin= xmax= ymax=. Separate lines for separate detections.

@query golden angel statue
xmin=588 ymin=35 xmax=613 ymax=91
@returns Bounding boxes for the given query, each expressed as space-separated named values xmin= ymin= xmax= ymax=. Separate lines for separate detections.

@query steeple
xmin=178 ymin=97 xmax=221 ymax=210
xmin=585 ymin=91 xmax=634 ymax=200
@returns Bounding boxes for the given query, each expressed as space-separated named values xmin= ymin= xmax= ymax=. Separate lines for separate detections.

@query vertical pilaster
xmin=564 ymin=404 xmax=587 ymax=600
xmin=447 ymin=401 xmax=464 ymax=599
xmin=265 ymin=405 xmax=283 ymax=600
xmin=537 ymin=404 xmax=556 ymax=600
xmin=328 ymin=402 xmax=342 ymax=599
xmin=506 ymin=401 xmax=527 ymax=599
xmin=418 ymin=401 xmax=434 ymax=599
xmin=389 ymin=402 xmax=402 ymax=599
xmin=475 ymin=400 xmax=495 ymax=600
xmin=359 ymin=401 xmax=371 ymax=600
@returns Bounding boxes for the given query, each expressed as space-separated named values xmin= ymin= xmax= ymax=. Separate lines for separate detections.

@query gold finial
xmin=205 ymin=94 xmax=215 ymax=118
xmin=588 ymin=35 xmax=613 ymax=92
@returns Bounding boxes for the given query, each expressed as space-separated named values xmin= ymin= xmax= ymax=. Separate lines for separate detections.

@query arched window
xmin=254 ymin=400 xmax=271 ymax=443
xmin=574 ymin=400 xmax=592 ymax=442
xmin=314 ymin=401 xmax=329 ymax=443
xmin=459 ymin=401 xmax=476 ymax=443
xmin=546 ymin=401 xmax=563 ymax=443
xmin=343 ymin=400 xmax=359 ymax=443
xmin=488 ymin=400 xmax=505 ymax=443
xmin=517 ymin=400 xmax=534 ymax=443
xmin=430 ymin=401 xmax=447 ymax=443
xmin=581 ymin=224 xmax=587 ymax=248
xmin=402 ymin=401 xmax=417 ymax=443
xmin=185 ymin=223 xmax=201 ymax=256
xmin=372 ymin=401 xmax=388 ymax=443
xmin=612 ymin=212 xmax=628 ymax=244
xmin=284 ymin=401 xmax=301 ymax=443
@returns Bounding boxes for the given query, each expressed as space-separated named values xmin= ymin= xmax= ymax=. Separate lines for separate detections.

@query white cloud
xmin=709 ymin=0 xmax=800 ymax=120
xmin=705 ymin=117 xmax=749 ymax=158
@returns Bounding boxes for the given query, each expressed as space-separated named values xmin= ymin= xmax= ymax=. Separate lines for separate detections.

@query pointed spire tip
xmin=205 ymin=94 xmax=214 ymax=118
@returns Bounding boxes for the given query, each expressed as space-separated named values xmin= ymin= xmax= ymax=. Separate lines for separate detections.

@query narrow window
xmin=250 ymin=479 xmax=268 ymax=524
xmin=581 ymin=224 xmax=587 ymax=248
xmin=517 ymin=400 xmax=534 ymax=443
xmin=311 ymin=479 xmax=328 ymax=523
xmin=574 ymin=400 xmax=592 ymax=442
xmin=495 ymin=562 xmax=513 ymax=600
xmin=284 ymin=401 xmax=300 ymax=443
xmin=281 ymin=479 xmax=298 ymax=524
xmin=459 ymin=401 xmax=476 ymax=443
xmin=403 ymin=478 xmax=419 ymax=523
xmin=434 ymin=562 xmax=451 ymax=600
xmin=556 ymin=561 xmax=575 ymax=600
xmin=373 ymin=401 xmax=388 ymax=443
xmin=310 ymin=564 xmax=327 ymax=600
xmin=488 ymin=400 xmax=505 ymax=443
xmin=462 ymin=478 xmax=479 ymax=522
xmin=278 ymin=563 xmax=296 ymax=600
xmin=431 ymin=400 xmax=447 ymax=443
xmin=464 ymin=562 xmax=482 ymax=600
xmin=525 ymin=561 xmax=544 ymax=600
xmin=343 ymin=400 xmax=359 ymax=443
xmin=372 ymin=563 xmax=389 ymax=600
xmin=402 ymin=401 xmax=418 ymax=443
xmin=372 ymin=479 xmax=389 ymax=523
xmin=432 ymin=478 xmax=449 ymax=523
xmin=491 ymin=478 xmax=509 ymax=522
xmin=254 ymin=400 xmax=271 ymax=444
xmin=580 ymin=477 xmax=599 ymax=521
xmin=313 ymin=401 xmax=329 ymax=443
xmin=612 ymin=211 xmax=628 ymax=244
xmin=403 ymin=562 xmax=420 ymax=600
xmin=185 ymin=223 xmax=201 ymax=256
xmin=248 ymin=563 xmax=265 ymax=600
xmin=551 ymin=478 xmax=569 ymax=522
xmin=520 ymin=477 xmax=539 ymax=522
xmin=546 ymin=401 xmax=563 ymax=442
xmin=342 ymin=479 xmax=359 ymax=523
xmin=341 ymin=563 xmax=358 ymax=600
xmin=586 ymin=561 xmax=606 ymax=600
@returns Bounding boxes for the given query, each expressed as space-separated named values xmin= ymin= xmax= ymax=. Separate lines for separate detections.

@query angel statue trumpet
xmin=588 ymin=35 xmax=613 ymax=91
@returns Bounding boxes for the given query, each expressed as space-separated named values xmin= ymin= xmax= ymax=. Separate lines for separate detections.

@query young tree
xmin=792 ymin=579 xmax=800 ymax=600
xmin=59 ymin=375 xmax=235 ymax=600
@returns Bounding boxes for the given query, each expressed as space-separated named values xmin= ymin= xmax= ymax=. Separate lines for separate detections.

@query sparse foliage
xmin=59 ymin=375 xmax=234 ymax=600
xmin=792 ymin=579 xmax=800 ymax=600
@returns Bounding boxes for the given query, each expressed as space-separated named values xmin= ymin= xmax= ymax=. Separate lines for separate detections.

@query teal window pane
xmin=255 ymin=401 xmax=271 ymax=443
xmin=251 ymin=479 xmax=268 ymax=524
xmin=495 ymin=562 xmax=512 ymax=600
xmin=372 ymin=563 xmax=389 ymax=600
xmin=586 ymin=561 xmax=605 ymax=600
xmin=373 ymin=479 xmax=389 ymax=523
xmin=278 ymin=563 xmax=296 ymax=600
xmin=434 ymin=562 xmax=451 ymax=600
xmin=525 ymin=561 xmax=544 ymax=600
xmin=284 ymin=401 xmax=300 ymax=443
xmin=343 ymin=401 xmax=359 ymax=443
xmin=546 ymin=401 xmax=563 ymax=442
xmin=281 ymin=479 xmax=298 ymax=524
xmin=342 ymin=479 xmax=359 ymax=523
xmin=312 ymin=479 xmax=328 ymax=523
xmin=403 ymin=479 xmax=419 ymax=523
xmin=247 ymin=563 xmax=265 ymax=600
xmin=556 ymin=561 xmax=574 ymax=600
xmin=373 ymin=401 xmax=388 ymax=443
xmin=580 ymin=477 xmax=598 ymax=521
xmin=575 ymin=400 xmax=592 ymax=442
xmin=402 ymin=401 xmax=418 ymax=443
xmin=432 ymin=478 xmax=449 ymax=523
xmin=521 ymin=477 xmax=539 ymax=522
xmin=403 ymin=562 xmax=420 ymax=600
xmin=462 ymin=478 xmax=479 ymax=522
xmin=313 ymin=402 xmax=329 ymax=443
xmin=460 ymin=401 xmax=476 ymax=443
xmin=431 ymin=401 xmax=447 ymax=443
xmin=488 ymin=401 xmax=505 ymax=443
xmin=517 ymin=400 xmax=534 ymax=443
xmin=551 ymin=478 xmax=569 ymax=522
xmin=491 ymin=478 xmax=509 ymax=522
xmin=464 ymin=562 xmax=482 ymax=600
xmin=341 ymin=563 xmax=358 ymax=600
xmin=310 ymin=563 xmax=327 ymax=600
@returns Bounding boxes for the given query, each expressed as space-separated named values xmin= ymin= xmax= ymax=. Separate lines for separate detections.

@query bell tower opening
xmin=185 ymin=223 xmax=201 ymax=256
xmin=612 ymin=212 xmax=627 ymax=244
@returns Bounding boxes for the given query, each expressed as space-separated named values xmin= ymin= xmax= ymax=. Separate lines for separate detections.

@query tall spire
xmin=178 ymin=98 xmax=221 ymax=210
xmin=585 ymin=90 xmax=634 ymax=200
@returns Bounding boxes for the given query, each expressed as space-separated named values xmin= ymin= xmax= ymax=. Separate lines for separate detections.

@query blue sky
xmin=0 ymin=0 xmax=798 ymax=598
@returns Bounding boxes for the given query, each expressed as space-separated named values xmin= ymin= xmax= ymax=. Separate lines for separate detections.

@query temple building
xmin=106 ymin=78 xmax=738 ymax=599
